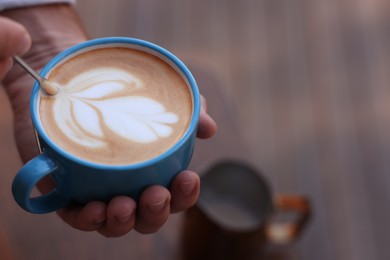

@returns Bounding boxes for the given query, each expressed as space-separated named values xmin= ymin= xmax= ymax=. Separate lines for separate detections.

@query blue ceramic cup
xmin=12 ymin=37 xmax=200 ymax=214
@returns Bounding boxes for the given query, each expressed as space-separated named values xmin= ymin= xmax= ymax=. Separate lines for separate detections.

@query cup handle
xmin=264 ymin=194 xmax=311 ymax=244
xmin=12 ymin=154 xmax=71 ymax=214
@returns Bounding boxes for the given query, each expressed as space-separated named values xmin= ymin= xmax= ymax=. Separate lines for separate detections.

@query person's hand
xmin=57 ymin=99 xmax=216 ymax=237
xmin=8 ymin=68 xmax=216 ymax=237
xmin=2 ymin=4 xmax=217 ymax=238
xmin=0 ymin=17 xmax=31 ymax=80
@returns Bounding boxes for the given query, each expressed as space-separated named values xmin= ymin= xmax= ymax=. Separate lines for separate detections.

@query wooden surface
xmin=1 ymin=0 xmax=390 ymax=259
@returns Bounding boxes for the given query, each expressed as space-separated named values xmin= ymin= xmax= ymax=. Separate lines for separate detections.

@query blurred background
xmin=1 ymin=0 xmax=390 ymax=259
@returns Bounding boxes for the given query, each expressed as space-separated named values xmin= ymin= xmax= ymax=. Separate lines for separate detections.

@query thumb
xmin=0 ymin=17 xmax=31 ymax=58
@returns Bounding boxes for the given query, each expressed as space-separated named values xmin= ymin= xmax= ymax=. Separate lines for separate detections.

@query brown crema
xmin=39 ymin=47 xmax=192 ymax=165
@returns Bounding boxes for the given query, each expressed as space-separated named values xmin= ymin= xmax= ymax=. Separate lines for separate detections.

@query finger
xmin=134 ymin=186 xmax=171 ymax=234
xmin=170 ymin=171 xmax=200 ymax=213
xmin=197 ymin=95 xmax=217 ymax=139
xmin=57 ymin=201 xmax=107 ymax=232
xmin=200 ymin=95 xmax=208 ymax=112
xmin=0 ymin=58 xmax=13 ymax=80
xmin=197 ymin=107 xmax=217 ymax=139
xmin=97 ymin=196 xmax=137 ymax=237
xmin=0 ymin=17 xmax=31 ymax=57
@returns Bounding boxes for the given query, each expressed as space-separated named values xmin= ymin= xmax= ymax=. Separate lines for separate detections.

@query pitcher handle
xmin=264 ymin=194 xmax=311 ymax=243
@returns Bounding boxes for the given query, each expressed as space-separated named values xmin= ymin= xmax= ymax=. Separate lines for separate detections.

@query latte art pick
xmin=39 ymin=47 xmax=192 ymax=165
xmin=53 ymin=68 xmax=179 ymax=148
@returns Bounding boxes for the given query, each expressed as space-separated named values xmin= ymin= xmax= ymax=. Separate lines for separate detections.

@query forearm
xmin=2 ymin=4 xmax=88 ymax=87
xmin=1 ymin=4 xmax=88 ymax=163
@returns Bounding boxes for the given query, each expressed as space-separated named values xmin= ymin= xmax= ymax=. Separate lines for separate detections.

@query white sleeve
xmin=0 ymin=0 xmax=76 ymax=11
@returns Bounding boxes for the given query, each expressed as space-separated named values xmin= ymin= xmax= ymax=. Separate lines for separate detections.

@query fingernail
xmin=116 ymin=210 xmax=134 ymax=223
xmin=179 ymin=180 xmax=197 ymax=196
xmin=148 ymin=199 xmax=167 ymax=213
xmin=16 ymin=33 xmax=31 ymax=55
xmin=5 ymin=58 xmax=13 ymax=72
xmin=94 ymin=217 xmax=106 ymax=225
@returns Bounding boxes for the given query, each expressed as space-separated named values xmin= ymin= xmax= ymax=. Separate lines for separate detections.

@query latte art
xmin=53 ymin=68 xmax=179 ymax=148
xmin=39 ymin=47 xmax=192 ymax=165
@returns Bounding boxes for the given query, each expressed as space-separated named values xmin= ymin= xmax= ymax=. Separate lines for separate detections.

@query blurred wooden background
xmin=1 ymin=0 xmax=390 ymax=259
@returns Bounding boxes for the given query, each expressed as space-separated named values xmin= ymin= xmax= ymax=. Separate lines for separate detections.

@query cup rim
xmin=30 ymin=37 xmax=200 ymax=170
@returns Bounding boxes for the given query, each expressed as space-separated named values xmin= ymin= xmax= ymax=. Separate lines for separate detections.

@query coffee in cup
xmin=39 ymin=47 xmax=192 ymax=165
xmin=12 ymin=38 xmax=200 ymax=214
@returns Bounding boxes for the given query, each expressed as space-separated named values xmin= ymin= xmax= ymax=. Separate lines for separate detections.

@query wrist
xmin=2 ymin=4 xmax=88 ymax=87
xmin=0 ymin=4 xmax=88 ymax=163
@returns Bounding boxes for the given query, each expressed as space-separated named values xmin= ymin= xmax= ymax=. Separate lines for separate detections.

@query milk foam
xmin=52 ymin=68 xmax=179 ymax=148
xmin=40 ymin=47 xmax=192 ymax=165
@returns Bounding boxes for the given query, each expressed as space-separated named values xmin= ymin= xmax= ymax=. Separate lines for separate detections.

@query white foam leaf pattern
xmin=72 ymin=99 xmax=104 ymax=137
xmin=65 ymin=69 xmax=142 ymax=98
xmin=74 ymin=82 xmax=125 ymax=99
xmin=53 ymin=97 xmax=105 ymax=148
xmin=95 ymin=97 xmax=177 ymax=143
xmin=53 ymin=68 xmax=179 ymax=148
